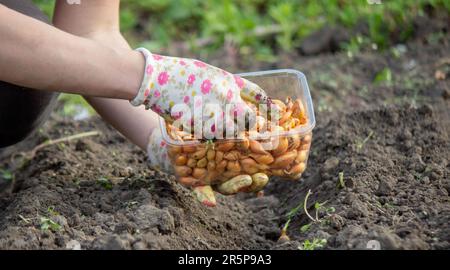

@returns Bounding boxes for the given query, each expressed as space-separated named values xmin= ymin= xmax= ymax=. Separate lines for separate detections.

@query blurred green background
xmin=31 ymin=0 xmax=449 ymax=117
xmin=33 ymin=0 xmax=449 ymax=55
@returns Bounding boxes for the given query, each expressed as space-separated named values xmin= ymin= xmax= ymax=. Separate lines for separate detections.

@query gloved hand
xmin=130 ymin=48 xmax=269 ymax=136
xmin=146 ymin=127 xmax=269 ymax=207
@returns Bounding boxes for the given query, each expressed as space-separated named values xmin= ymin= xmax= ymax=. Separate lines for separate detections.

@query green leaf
xmin=40 ymin=217 xmax=61 ymax=232
xmin=47 ymin=206 xmax=59 ymax=216
xmin=97 ymin=177 xmax=113 ymax=190
xmin=0 ymin=169 xmax=13 ymax=181
xmin=300 ymin=238 xmax=327 ymax=250
xmin=286 ymin=201 xmax=303 ymax=219
xmin=300 ymin=223 xmax=312 ymax=233
xmin=374 ymin=68 xmax=393 ymax=85
xmin=314 ymin=202 xmax=321 ymax=210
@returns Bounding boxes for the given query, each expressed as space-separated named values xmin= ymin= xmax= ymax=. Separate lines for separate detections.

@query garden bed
xmin=0 ymin=34 xmax=448 ymax=249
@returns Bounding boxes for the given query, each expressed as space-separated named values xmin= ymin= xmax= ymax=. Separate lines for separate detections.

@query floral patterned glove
xmin=131 ymin=48 xmax=269 ymax=136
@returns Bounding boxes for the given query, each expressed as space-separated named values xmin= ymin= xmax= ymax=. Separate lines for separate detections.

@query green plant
xmin=269 ymin=1 xmax=297 ymax=51
xmin=40 ymin=217 xmax=61 ymax=231
xmin=39 ymin=205 xmax=62 ymax=231
xmin=0 ymin=168 xmax=13 ymax=182
xmin=300 ymin=223 xmax=312 ymax=233
xmin=47 ymin=206 xmax=59 ymax=216
xmin=32 ymin=0 xmax=449 ymax=59
xmin=32 ymin=0 xmax=55 ymax=18
xmin=374 ymin=68 xmax=393 ymax=86
xmin=303 ymin=190 xmax=336 ymax=224
xmin=337 ymin=171 xmax=345 ymax=189
xmin=299 ymin=238 xmax=327 ymax=250
xmin=341 ymin=35 xmax=371 ymax=58
xmin=281 ymin=200 xmax=304 ymax=233
xmin=58 ymin=94 xmax=94 ymax=118
xmin=355 ymin=130 xmax=374 ymax=152
xmin=97 ymin=177 xmax=113 ymax=190
xmin=314 ymin=201 xmax=335 ymax=222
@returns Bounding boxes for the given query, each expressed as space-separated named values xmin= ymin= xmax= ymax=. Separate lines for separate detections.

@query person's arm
xmin=52 ymin=0 xmax=157 ymax=150
xmin=0 ymin=4 xmax=143 ymax=99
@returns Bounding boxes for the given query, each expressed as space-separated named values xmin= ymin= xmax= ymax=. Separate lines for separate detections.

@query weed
xmin=278 ymin=200 xmax=304 ymax=242
xmin=314 ymin=201 xmax=335 ymax=221
xmin=73 ymin=179 xmax=81 ymax=187
xmin=269 ymin=2 xmax=298 ymax=51
xmin=304 ymin=190 xmax=336 ymax=224
xmin=342 ymin=35 xmax=371 ymax=58
xmin=383 ymin=202 xmax=395 ymax=210
xmin=300 ymin=223 xmax=312 ymax=233
xmin=47 ymin=206 xmax=59 ymax=216
xmin=97 ymin=177 xmax=113 ymax=190
xmin=0 ymin=168 xmax=13 ymax=182
xmin=281 ymin=201 xmax=304 ymax=232
xmin=337 ymin=171 xmax=345 ymax=189
xmin=40 ymin=217 xmax=61 ymax=232
xmin=280 ymin=190 xmax=336 ymax=241
xmin=299 ymin=238 xmax=327 ymax=250
xmin=374 ymin=68 xmax=393 ymax=86
xmin=33 ymin=1 xmax=448 ymax=56
xmin=356 ymin=130 xmax=374 ymax=152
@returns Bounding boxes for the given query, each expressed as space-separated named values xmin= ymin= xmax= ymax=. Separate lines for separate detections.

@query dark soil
xmin=0 ymin=19 xmax=449 ymax=249
xmin=0 ymin=117 xmax=280 ymax=249
xmin=271 ymin=105 xmax=449 ymax=250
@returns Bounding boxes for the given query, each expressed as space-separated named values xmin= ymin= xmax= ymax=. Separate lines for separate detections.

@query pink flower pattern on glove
xmin=158 ymin=72 xmax=169 ymax=85
xmin=201 ymin=79 xmax=212 ymax=94
xmin=187 ymin=74 xmax=196 ymax=85
xmin=194 ymin=61 xmax=207 ymax=68
xmin=146 ymin=65 xmax=153 ymax=75
xmin=226 ymin=89 xmax=233 ymax=101
xmin=147 ymin=128 xmax=173 ymax=173
xmin=153 ymin=54 xmax=163 ymax=61
xmin=234 ymin=75 xmax=244 ymax=89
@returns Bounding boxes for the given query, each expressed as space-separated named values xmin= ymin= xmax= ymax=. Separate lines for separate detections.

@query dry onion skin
xmin=165 ymin=97 xmax=312 ymax=206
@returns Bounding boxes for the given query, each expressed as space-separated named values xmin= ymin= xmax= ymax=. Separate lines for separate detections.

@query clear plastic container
xmin=160 ymin=69 xmax=315 ymax=192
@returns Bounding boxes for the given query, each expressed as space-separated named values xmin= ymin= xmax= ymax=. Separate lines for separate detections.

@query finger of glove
xmin=147 ymin=126 xmax=174 ymax=174
xmin=239 ymin=78 xmax=270 ymax=105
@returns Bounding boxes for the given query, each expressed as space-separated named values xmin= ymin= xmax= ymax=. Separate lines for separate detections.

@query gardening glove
xmin=131 ymin=48 xmax=269 ymax=137
xmin=146 ymin=127 xmax=174 ymax=174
